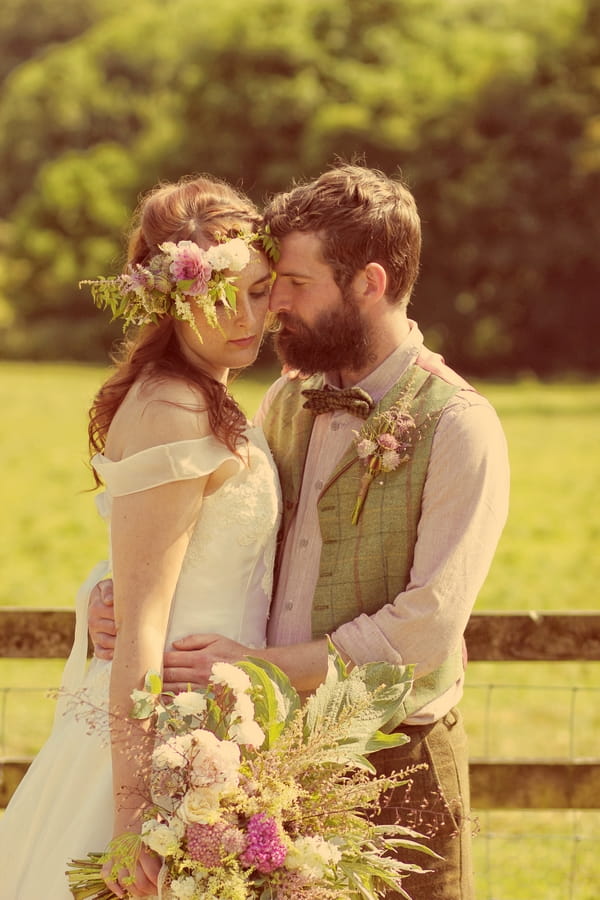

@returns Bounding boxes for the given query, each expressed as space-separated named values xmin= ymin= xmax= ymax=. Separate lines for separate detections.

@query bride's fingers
xmin=101 ymin=868 xmax=126 ymax=898
xmin=140 ymin=850 xmax=163 ymax=888
xmin=122 ymin=858 xmax=162 ymax=897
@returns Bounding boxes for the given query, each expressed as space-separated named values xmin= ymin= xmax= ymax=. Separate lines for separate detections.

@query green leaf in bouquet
xmin=204 ymin=694 xmax=228 ymax=737
xmin=130 ymin=695 xmax=156 ymax=720
xmin=130 ymin=670 xmax=163 ymax=719
xmin=144 ymin=669 xmax=163 ymax=695
xmin=361 ymin=729 xmax=410 ymax=756
xmin=371 ymin=824 xmax=442 ymax=864
xmin=303 ymin=648 xmax=414 ymax=765
xmin=326 ymin=639 xmax=350 ymax=681
xmin=236 ymin=657 xmax=301 ymax=748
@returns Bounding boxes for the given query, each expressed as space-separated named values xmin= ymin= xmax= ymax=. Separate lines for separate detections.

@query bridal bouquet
xmin=67 ymin=647 xmax=432 ymax=900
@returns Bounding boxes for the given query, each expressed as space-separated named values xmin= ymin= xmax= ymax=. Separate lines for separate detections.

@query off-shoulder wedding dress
xmin=0 ymin=427 xmax=280 ymax=899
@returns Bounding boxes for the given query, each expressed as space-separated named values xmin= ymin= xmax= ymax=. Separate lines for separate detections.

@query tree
xmin=0 ymin=0 xmax=121 ymax=83
xmin=0 ymin=0 xmax=596 ymax=371
xmin=408 ymin=0 xmax=600 ymax=373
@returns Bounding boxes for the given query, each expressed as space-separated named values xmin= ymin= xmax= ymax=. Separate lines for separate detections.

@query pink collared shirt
xmin=255 ymin=323 xmax=509 ymax=723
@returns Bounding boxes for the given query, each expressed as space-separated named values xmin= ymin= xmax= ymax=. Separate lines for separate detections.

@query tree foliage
xmin=0 ymin=0 xmax=598 ymax=372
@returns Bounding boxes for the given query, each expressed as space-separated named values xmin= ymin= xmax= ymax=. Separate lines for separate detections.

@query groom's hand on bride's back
xmin=87 ymin=580 xmax=236 ymax=693
xmin=88 ymin=578 xmax=117 ymax=659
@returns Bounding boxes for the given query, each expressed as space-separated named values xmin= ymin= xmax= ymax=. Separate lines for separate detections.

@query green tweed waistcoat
xmin=263 ymin=359 xmax=469 ymax=723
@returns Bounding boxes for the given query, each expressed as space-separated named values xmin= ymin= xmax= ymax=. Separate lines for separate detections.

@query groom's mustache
xmin=273 ymin=312 xmax=310 ymax=336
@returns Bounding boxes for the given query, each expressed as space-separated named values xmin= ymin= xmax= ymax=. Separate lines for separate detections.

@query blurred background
xmin=0 ymin=0 xmax=599 ymax=375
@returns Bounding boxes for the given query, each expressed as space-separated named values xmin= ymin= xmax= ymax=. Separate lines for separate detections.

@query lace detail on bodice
xmin=181 ymin=438 xmax=279 ymax=597
xmin=89 ymin=426 xmax=280 ymax=657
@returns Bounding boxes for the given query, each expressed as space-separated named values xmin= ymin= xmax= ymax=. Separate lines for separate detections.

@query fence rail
xmin=2 ymin=609 xmax=600 ymax=809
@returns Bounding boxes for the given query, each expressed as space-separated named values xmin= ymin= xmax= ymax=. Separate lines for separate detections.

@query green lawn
xmin=1 ymin=362 xmax=599 ymax=898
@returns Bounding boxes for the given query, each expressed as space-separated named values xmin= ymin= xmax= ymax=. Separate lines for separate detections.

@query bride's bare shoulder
xmin=106 ymin=374 xmax=213 ymax=458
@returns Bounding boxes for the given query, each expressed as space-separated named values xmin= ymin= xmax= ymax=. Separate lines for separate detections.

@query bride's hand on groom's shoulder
xmin=88 ymin=578 xmax=116 ymax=660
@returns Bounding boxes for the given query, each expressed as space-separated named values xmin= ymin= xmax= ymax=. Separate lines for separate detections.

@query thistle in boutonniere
xmin=351 ymin=402 xmax=419 ymax=525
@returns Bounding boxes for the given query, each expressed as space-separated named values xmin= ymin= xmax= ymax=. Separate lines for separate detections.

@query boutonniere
xmin=351 ymin=401 xmax=419 ymax=525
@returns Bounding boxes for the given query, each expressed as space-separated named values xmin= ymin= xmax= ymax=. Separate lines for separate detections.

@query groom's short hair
xmin=264 ymin=163 xmax=422 ymax=305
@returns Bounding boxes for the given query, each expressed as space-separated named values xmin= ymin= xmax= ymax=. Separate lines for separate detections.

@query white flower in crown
xmin=205 ymin=237 xmax=251 ymax=272
xmin=173 ymin=295 xmax=196 ymax=327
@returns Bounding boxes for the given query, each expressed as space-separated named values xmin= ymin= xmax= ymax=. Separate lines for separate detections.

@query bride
xmin=0 ymin=174 xmax=280 ymax=897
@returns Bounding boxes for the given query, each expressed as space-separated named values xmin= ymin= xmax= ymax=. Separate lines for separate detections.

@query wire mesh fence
xmin=464 ymin=679 xmax=600 ymax=900
xmin=2 ymin=658 xmax=599 ymax=898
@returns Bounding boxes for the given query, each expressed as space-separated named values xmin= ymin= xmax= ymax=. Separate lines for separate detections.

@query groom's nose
xmin=268 ymin=277 xmax=289 ymax=314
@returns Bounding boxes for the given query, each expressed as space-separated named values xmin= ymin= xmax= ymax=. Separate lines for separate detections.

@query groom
xmin=90 ymin=163 xmax=509 ymax=898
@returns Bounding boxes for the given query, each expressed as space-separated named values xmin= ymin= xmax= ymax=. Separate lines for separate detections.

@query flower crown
xmin=80 ymin=230 xmax=278 ymax=341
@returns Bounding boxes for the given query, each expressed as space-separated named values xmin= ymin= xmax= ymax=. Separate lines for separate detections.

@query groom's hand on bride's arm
xmin=164 ymin=634 xmax=331 ymax=695
xmin=88 ymin=583 xmax=332 ymax=693
xmin=88 ymin=578 xmax=116 ymax=659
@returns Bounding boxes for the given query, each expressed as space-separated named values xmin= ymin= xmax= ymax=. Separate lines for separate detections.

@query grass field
xmin=1 ymin=361 xmax=599 ymax=898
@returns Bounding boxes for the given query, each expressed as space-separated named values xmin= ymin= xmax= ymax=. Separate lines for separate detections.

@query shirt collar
xmin=324 ymin=320 xmax=424 ymax=404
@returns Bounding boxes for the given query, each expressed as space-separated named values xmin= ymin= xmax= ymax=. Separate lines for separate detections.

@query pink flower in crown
xmin=122 ymin=266 xmax=155 ymax=295
xmin=161 ymin=241 xmax=212 ymax=297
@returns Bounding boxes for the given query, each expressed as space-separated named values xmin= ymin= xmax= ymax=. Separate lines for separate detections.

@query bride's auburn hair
xmin=88 ymin=175 xmax=263 ymax=474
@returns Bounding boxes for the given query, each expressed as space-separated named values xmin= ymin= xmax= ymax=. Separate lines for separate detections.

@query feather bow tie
xmin=301 ymin=385 xmax=375 ymax=419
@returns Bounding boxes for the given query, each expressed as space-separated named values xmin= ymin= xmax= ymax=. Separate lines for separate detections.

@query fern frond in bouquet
xmin=67 ymin=645 xmax=435 ymax=899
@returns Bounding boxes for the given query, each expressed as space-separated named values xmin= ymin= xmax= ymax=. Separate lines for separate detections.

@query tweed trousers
xmin=374 ymin=707 xmax=475 ymax=900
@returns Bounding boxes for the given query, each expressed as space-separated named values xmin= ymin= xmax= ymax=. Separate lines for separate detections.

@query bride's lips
xmin=228 ymin=335 xmax=256 ymax=348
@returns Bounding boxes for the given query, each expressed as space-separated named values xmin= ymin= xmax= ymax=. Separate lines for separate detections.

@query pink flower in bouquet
xmin=186 ymin=821 xmax=245 ymax=867
xmin=240 ymin=813 xmax=287 ymax=874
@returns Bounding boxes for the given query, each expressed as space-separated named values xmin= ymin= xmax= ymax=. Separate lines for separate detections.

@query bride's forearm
xmin=109 ymin=644 xmax=157 ymax=835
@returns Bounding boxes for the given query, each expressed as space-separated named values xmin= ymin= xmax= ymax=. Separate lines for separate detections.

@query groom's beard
xmin=274 ymin=291 xmax=373 ymax=374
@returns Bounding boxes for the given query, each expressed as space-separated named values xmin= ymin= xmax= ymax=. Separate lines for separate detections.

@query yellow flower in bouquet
xmin=67 ymin=646 xmax=435 ymax=900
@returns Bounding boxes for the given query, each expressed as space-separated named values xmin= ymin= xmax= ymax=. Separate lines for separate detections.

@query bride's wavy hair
xmin=88 ymin=175 xmax=263 ymax=479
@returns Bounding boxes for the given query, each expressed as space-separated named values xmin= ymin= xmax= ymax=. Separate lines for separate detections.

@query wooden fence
xmin=1 ymin=608 xmax=600 ymax=810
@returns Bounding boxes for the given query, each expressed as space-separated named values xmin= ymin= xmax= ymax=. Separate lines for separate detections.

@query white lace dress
xmin=0 ymin=427 xmax=281 ymax=899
